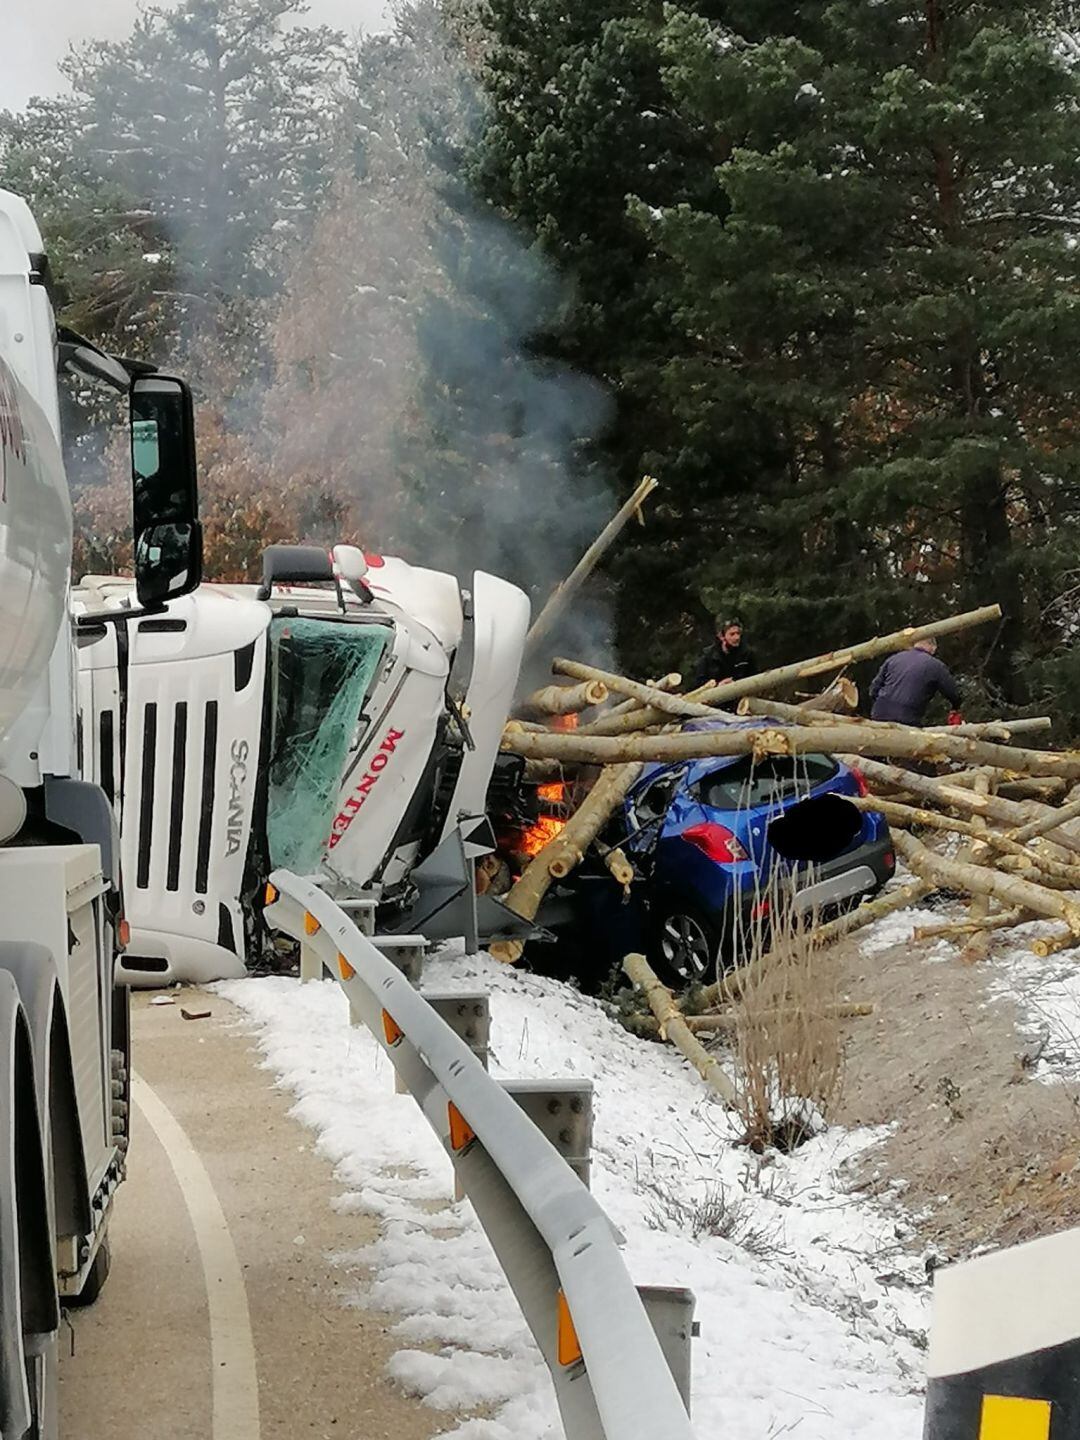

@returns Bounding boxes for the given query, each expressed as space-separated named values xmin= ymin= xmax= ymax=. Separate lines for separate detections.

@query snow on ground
xmin=987 ymin=920 xmax=1080 ymax=1081
xmin=217 ymin=949 xmax=926 ymax=1439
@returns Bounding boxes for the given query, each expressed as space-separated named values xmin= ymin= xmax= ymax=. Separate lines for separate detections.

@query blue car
xmin=622 ymin=719 xmax=895 ymax=984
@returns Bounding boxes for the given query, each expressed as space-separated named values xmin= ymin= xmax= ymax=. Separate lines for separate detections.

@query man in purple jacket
xmin=868 ymin=638 xmax=963 ymax=726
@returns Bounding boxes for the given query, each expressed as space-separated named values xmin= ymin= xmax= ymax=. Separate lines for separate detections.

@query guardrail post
xmin=638 ymin=1286 xmax=696 ymax=1414
xmin=339 ymin=896 xmax=377 ymax=936
xmin=422 ymin=991 xmax=491 ymax=1201
xmin=502 ymin=1080 xmax=593 ymax=1188
xmin=371 ymin=936 xmax=427 ymax=1092
xmin=421 ymin=992 xmax=490 ymax=1069
xmin=299 ymin=940 xmax=323 ymax=983
xmin=924 ymin=1230 xmax=1079 ymax=1440
xmin=372 ymin=935 xmax=426 ymax=985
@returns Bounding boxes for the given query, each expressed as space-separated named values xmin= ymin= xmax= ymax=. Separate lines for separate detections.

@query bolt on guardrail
xmin=264 ymin=869 xmax=696 ymax=1440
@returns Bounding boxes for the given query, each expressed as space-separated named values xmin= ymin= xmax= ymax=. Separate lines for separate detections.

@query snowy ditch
xmin=216 ymin=945 xmax=929 ymax=1438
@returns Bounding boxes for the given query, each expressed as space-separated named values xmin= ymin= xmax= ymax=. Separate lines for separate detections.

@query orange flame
xmin=520 ymin=780 xmax=569 ymax=858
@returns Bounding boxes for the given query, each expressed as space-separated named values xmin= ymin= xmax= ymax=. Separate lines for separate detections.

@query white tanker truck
xmin=0 ymin=187 xmax=205 ymax=1438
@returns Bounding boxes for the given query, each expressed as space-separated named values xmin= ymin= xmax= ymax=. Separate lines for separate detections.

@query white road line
xmin=133 ymin=1073 xmax=261 ymax=1440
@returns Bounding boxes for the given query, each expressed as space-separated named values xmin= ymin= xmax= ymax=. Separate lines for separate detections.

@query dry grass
xmin=729 ymin=872 xmax=845 ymax=1152
xmin=643 ymin=1175 xmax=783 ymax=1257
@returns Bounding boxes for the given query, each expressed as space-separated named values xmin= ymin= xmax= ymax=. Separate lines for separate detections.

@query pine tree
xmin=63 ymin=0 xmax=344 ymax=304
xmin=647 ymin=0 xmax=1080 ymax=701
xmin=475 ymin=0 xmax=1080 ymax=707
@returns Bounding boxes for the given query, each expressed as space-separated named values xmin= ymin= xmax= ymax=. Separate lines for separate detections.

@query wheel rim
xmin=660 ymin=912 xmax=712 ymax=981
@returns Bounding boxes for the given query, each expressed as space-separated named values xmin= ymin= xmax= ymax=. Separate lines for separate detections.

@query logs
xmin=600 ymin=673 xmax=682 ymax=724
xmin=519 ymin=679 xmax=608 ymax=718
xmin=602 ymin=845 xmax=635 ymax=892
xmin=622 ymin=952 xmax=738 ymax=1106
xmin=553 ymin=658 xmax=720 ymax=723
xmin=892 ymin=831 xmax=1080 ymax=934
xmin=739 ymin=694 xmax=1051 ymax=742
xmin=629 ymin=1001 xmax=875 ymax=1037
xmin=914 ymin=910 xmax=1025 ymax=942
xmin=490 ymin=761 xmax=644 ymax=963
xmin=841 ymin=758 xmax=1080 ymax=859
xmin=796 ymin=675 xmax=859 ymax=714
xmin=502 ymin=721 xmax=1080 ymax=781
xmin=1008 ymin=795 xmax=1080 ymax=845
xmin=525 ymin=476 xmax=659 ymax=659
xmin=848 ymin=795 xmax=1080 ymax=892
xmin=583 ymin=605 xmax=1002 ymax=737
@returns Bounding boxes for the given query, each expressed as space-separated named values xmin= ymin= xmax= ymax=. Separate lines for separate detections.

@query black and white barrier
xmin=924 ymin=1228 xmax=1080 ymax=1439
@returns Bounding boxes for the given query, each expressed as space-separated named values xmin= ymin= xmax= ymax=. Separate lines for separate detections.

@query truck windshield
xmin=266 ymin=616 xmax=389 ymax=874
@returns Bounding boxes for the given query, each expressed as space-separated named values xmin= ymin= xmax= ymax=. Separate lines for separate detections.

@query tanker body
xmin=0 ymin=187 xmax=203 ymax=1440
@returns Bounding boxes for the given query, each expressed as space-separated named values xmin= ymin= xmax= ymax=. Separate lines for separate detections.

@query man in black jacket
xmin=868 ymin=638 xmax=962 ymax=726
xmin=690 ymin=617 xmax=757 ymax=691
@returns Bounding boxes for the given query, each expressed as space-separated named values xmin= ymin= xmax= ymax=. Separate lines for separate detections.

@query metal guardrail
xmin=265 ymin=868 xmax=697 ymax=1440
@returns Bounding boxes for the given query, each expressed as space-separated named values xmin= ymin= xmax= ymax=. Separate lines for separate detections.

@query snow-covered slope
xmin=217 ymin=950 xmax=926 ymax=1438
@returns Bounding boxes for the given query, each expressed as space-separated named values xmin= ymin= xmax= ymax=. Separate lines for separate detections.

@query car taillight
xmin=851 ymin=767 xmax=869 ymax=798
xmin=682 ymin=822 xmax=749 ymax=864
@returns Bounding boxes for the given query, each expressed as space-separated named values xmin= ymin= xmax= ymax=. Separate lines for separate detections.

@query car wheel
xmin=653 ymin=903 xmax=722 ymax=987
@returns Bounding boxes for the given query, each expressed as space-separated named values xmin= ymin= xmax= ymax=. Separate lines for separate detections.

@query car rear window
xmin=692 ymin=753 xmax=839 ymax=810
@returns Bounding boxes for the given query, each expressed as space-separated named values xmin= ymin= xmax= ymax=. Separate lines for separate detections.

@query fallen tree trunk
xmin=849 ymin=793 xmax=1080 ymax=890
xmin=622 ymin=952 xmax=738 ymax=1107
xmin=962 ymin=772 xmax=994 ymax=964
xmin=796 ymin=675 xmax=859 ymax=714
xmin=695 ymin=879 xmax=933 ymax=1010
xmin=602 ymin=845 xmax=635 ymax=891
xmin=518 ymin=679 xmax=607 ymax=718
xmin=553 ymin=658 xmax=719 ymax=722
xmin=914 ymin=910 xmax=1025 ymax=942
xmin=490 ymin=762 xmax=644 ymax=964
xmin=502 ymin=720 xmax=1080 ymax=781
xmin=522 ymin=757 xmax=575 ymax=783
xmin=601 ymin=672 xmax=682 ymax=724
xmin=1031 ymin=928 xmax=1080 ymax=958
xmin=525 ymin=475 xmax=658 ymax=660
xmin=893 ymin=830 xmax=1080 ymax=933
xmin=628 ymin=1001 xmax=875 ymax=1036
xmin=1008 ymin=795 xmax=1080 ymax=845
xmin=739 ymin=694 xmax=1051 ymax=742
xmin=949 ymin=772 xmax=1067 ymax=802
xmin=583 ymin=605 xmax=1003 ymax=736
xmin=842 ymin=758 xmax=1080 ymax=859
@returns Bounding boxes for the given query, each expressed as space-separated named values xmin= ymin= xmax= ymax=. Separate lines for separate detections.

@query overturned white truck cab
xmin=73 ymin=545 xmax=530 ymax=984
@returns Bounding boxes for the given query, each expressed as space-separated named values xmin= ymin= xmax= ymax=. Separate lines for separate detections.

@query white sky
xmin=1 ymin=0 xmax=392 ymax=112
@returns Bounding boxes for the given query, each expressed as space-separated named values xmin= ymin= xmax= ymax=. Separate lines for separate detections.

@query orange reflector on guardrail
xmin=448 ymin=1103 xmax=475 ymax=1152
xmin=556 ymin=1291 xmax=582 ymax=1367
xmin=339 ymin=954 xmax=356 ymax=981
xmin=264 ymin=882 xmax=279 ymax=905
xmin=303 ymin=912 xmax=320 ymax=936
xmin=382 ymin=1010 xmax=403 ymax=1045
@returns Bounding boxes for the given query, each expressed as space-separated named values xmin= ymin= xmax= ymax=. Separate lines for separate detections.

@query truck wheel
xmin=66 ymin=1238 xmax=110 ymax=1309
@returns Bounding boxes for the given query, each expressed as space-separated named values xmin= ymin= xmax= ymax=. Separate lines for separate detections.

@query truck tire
xmin=65 ymin=1238 xmax=111 ymax=1309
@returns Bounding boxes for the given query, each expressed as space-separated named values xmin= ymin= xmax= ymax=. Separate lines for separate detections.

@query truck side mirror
xmin=130 ymin=375 xmax=203 ymax=608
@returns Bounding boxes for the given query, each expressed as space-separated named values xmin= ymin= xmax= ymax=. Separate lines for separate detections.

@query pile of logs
xmin=498 ymin=600 xmax=1080 ymax=982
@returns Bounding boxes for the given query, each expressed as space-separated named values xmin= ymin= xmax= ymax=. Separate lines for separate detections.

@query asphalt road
xmin=59 ymin=990 xmax=438 ymax=1440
